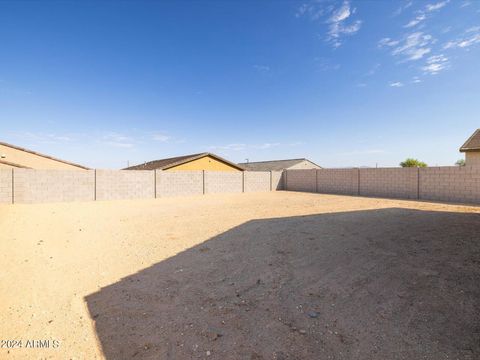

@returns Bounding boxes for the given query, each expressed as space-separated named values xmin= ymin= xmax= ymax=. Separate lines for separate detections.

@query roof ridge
xmin=460 ymin=129 xmax=480 ymax=152
xmin=124 ymin=152 xmax=244 ymax=171
xmin=238 ymin=158 xmax=305 ymax=164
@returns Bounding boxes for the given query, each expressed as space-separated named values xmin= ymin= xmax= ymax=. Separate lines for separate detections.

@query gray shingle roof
xmin=460 ymin=129 xmax=480 ymax=152
xmin=238 ymin=158 xmax=319 ymax=171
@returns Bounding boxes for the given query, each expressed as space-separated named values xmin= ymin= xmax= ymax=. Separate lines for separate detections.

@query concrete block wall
xmin=204 ymin=171 xmax=243 ymax=194
xmin=285 ymin=169 xmax=317 ymax=193
xmin=419 ymin=166 xmax=480 ymax=204
xmin=95 ymin=170 xmax=154 ymax=201
xmin=317 ymin=169 xmax=359 ymax=195
xmin=285 ymin=167 xmax=480 ymax=205
xmin=0 ymin=169 xmax=13 ymax=204
xmin=359 ymin=167 xmax=418 ymax=199
xmin=244 ymin=171 xmax=271 ymax=193
xmin=156 ymin=170 xmax=203 ymax=197
xmin=271 ymin=171 xmax=284 ymax=190
xmin=13 ymin=169 xmax=95 ymax=204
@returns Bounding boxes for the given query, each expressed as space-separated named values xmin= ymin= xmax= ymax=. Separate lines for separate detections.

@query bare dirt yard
xmin=1 ymin=192 xmax=479 ymax=360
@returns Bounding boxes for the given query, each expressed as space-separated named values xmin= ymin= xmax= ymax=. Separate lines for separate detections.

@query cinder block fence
xmin=1 ymin=167 xmax=479 ymax=205
xmin=0 ymin=169 xmax=284 ymax=204
xmin=284 ymin=167 xmax=480 ymax=205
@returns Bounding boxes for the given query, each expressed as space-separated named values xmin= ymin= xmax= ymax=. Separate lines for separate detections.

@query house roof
xmin=460 ymin=129 xmax=480 ymax=152
xmin=0 ymin=141 xmax=90 ymax=169
xmin=238 ymin=158 xmax=321 ymax=171
xmin=124 ymin=152 xmax=245 ymax=171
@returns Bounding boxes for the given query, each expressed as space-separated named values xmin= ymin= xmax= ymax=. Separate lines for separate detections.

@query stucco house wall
xmin=167 ymin=155 xmax=241 ymax=171
xmin=0 ymin=142 xmax=88 ymax=170
xmin=466 ymin=152 xmax=480 ymax=166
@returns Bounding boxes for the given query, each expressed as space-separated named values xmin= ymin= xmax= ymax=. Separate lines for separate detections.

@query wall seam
xmin=417 ymin=167 xmax=420 ymax=200
xmin=11 ymin=168 xmax=14 ymax=204
xmin=270 ymin=171 xmax=273 ymax=191
xmin=357 ymin=168 xmax=360 ymax=196
xmin=94 ymin=169 xmax=97 ymax=201
xmin=242 ymin=171 xmax=245 ymax=193
xmin=154 ymin=169 xmax=157 ymax=198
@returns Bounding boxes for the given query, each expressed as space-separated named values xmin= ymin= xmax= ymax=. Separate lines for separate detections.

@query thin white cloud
xmin=327 ymin=2 xmax=362 ymax=48
xmin=378 ymin=37 xmax=400 ymax=47
xmin=253 ymin=64 xmax=270 ymax=72
xmin=391 ymin=32 xmax=433 ymax=61
xmin=296 ymin=1 xmax=362 ymax=48
xmin=412 ymin=76 xmax=423 ymax=83
xmin=338 ymin=149 xmax=386 ymax=156
xmin=422 ymin=54 xmax=449 ymax=74
xmin=403 ymin=1 xmax=449 ymax=29
xmin=252 ymin=143 xmax=281 ymax=150
xmin=393 ymin=1 xmax=413 ymax=16
xmin=208 ymin=142 xmax=291 ymax=152
xmin=389 ymin=82 xmax=404 ymax=87
xmin=425 ymin=1 xmax=449 ymax=12
xmin=101 ymin=132 xmax=135 ymax=148
xmin=444 ymin=29 xmax=480 ymax=49
xmin=329 ymin=1 xmax=351 ymax=23
xmin=404 ymin=14 xmax=427 ymax=28
xmin=152 ymin=133 xmax=170 ymax=142
xmin=295 ymin=2 xmax=331 ymax=20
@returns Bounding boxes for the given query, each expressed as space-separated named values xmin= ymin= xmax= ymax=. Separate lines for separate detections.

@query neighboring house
xmin=124 ymin=153 xmax=244 ymax=171
xmin=238 ymin=158 xmax=321 ymax=171
xmin=460 ymin=129 xmax=480 ymax=166
xmin=0 ymin=141 xmax=89 ymax=170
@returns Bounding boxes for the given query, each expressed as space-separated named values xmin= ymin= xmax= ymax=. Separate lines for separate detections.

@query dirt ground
xmin=0 ymin=192 xmax=479 ymax=360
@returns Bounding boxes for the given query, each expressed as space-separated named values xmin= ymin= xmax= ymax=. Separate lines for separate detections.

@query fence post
xmin=357 ymin=168 xmax=360 ymax=196
xmin=94 ymin=169 xmax=97 ymax=201
xmin=242 ymin=171 xmax=245 ymax=193
xmin=202 ymin=170 xmax=206 ymax=195
xmin=11 ymin=168 xmax=14 ymax=204
xmin=417 ymin=167 xmax=420 ymax=200
xmin=270 ymin=171 xmax=273 ymax=191
xmin=154 ymin=169 xmax=157 ymax=199
xmin=315 ymin=169 xmax=318 ymax=193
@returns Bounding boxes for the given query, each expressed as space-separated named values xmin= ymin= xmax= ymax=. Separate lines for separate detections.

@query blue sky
xmin=1 ymin=0 xmax=479 ymax=168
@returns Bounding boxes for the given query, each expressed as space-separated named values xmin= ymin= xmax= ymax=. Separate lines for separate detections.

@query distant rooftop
xmin=238 ymin=158 xmax=321 ymax=171
xmin=124 ymin=152 xmax=244 ymax=171
xmin=460 ymin=129 xmax=480 ymax=152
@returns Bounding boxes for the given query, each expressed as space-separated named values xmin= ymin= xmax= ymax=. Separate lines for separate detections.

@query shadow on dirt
xmin=85 ymin=208 xmax=480 ymax=359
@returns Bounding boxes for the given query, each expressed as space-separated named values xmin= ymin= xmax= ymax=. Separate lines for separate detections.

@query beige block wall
xmin=317 ymin=169 xmax=359 ymax=195
xmin=95 ymin=170 xmax=154 ymax=201
xmin=0 ymin=169 xmax=13 ymax=204
xmin=156 ymin=170 xmax=204 ymax=197
xmin=466 ymin=152 xmax=480 ymax=166
xmin=271 ymin=171 xmax=284 ymax=190
xmin=244 ymin=171 xmax=271 ymax=192
xmin=359 ymin=168 xmax=418 ymax=199
xmin=419 ymin=166 xmax=480 ymax=204
xmin=205 ymin=171 xmax=243 ymax=194
xmin=13 ymin=169 xmax=95 ymax=203
xmin=285 ymin=169 xmax=316 ymax=192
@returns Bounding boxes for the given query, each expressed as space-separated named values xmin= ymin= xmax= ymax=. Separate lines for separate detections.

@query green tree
xmin=455 ymin=159 xmax=466 ymax=166
xmin=400 ymin=158 xmax=427 ymax=168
